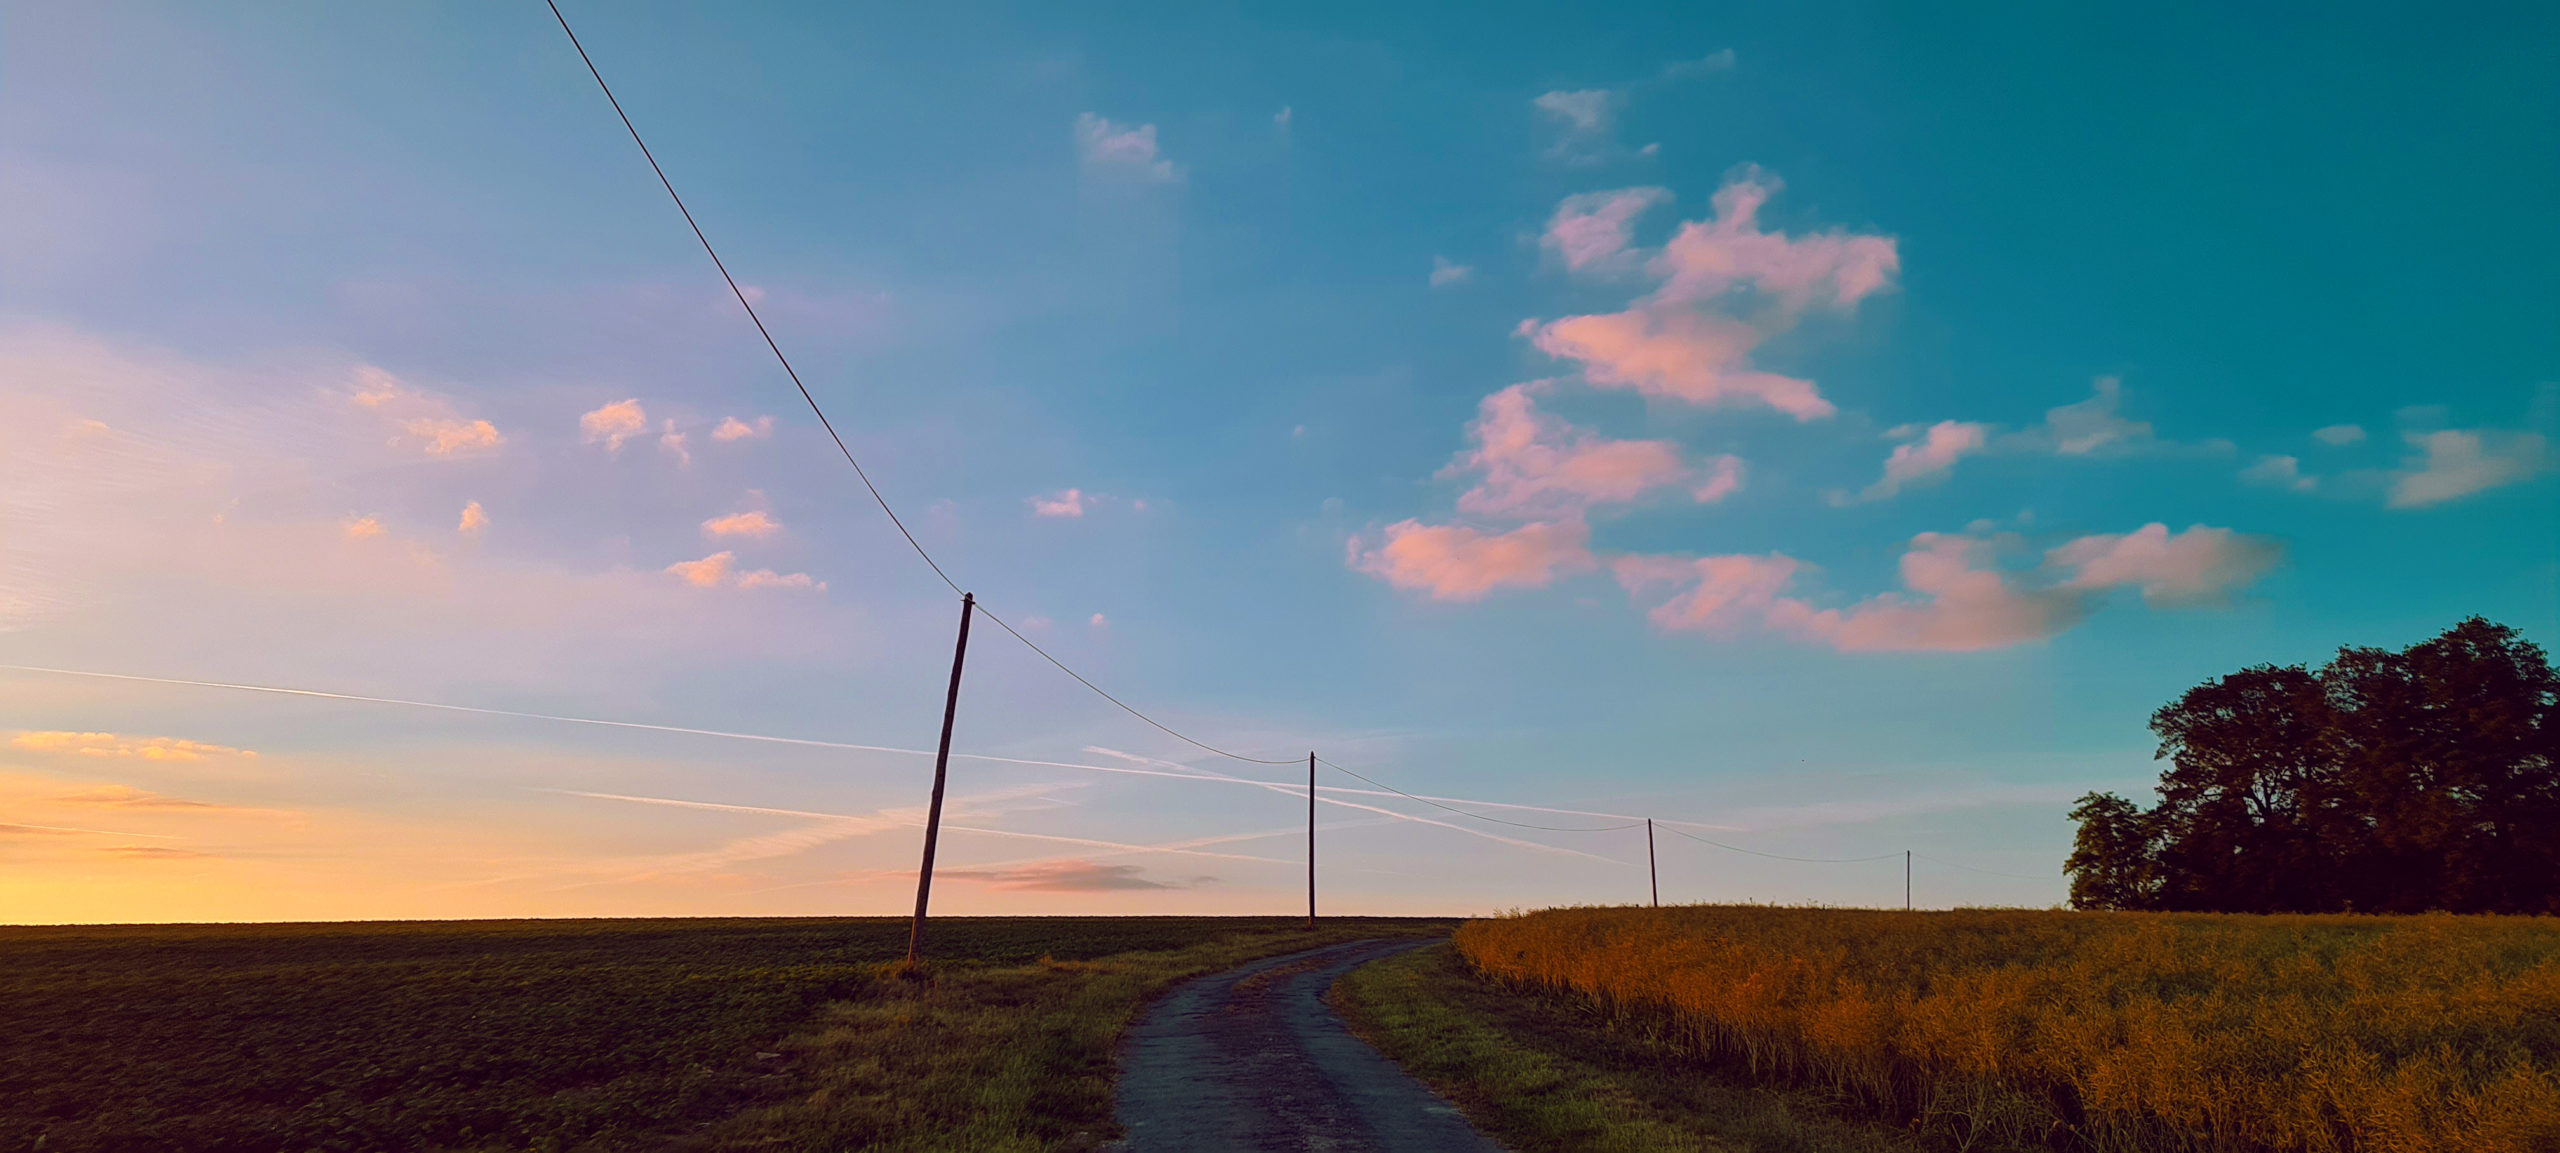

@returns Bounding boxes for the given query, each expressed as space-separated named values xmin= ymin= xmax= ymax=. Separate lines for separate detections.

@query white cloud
xmin=1533 ymin=89 xmax=1617 ymax=162
xmin=1274 ymin=106 xmax=1293 ymax=130
xmin=579 ymin=398 xmax=648 ymax=452
xmin=735 ymin=568 xmax=822 ymax=592
xmin=1429 ymin=256 xmax=1474 ymax=288
xmin=2313 ymin=424 xmax=2366 ymax=446
xmin=2035 ymin=378 xmax=2153 ymax=455
xmin=1075 ymin=113 xmax=1178 ymax=182
xmin=2240 ymin=454 xmax=2316 ymax=493
xmin=2387 ymin=428 xmax=2550 ymax=508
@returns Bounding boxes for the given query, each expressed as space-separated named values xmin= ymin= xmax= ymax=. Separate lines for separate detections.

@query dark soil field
xmin=0 ymin=916 xmax=1446 ymax=1153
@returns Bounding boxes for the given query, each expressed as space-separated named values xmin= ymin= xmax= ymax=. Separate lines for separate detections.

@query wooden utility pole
xmin=1647 ymin=818 xmax=1658 ymax=908
xmin=1307 ymin=752 xmax=1317 ymax=928
xmin=906 ymin=592 xmax=975 ymax=964
xmin=1905 ymin=849 xmax=1912 ymax=912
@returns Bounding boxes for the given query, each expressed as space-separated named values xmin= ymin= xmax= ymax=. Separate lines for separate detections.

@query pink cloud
xmin=2050 ymin=523 xmax=2281 ymax=606
xmin=1649 ymin=169 xmax=1900 ymax=311
xmin=712 ymin=415 xmax=774 ymax=442
xmin=1031 ymin=489 xmax=1088 ymax=518
xmin=13 ymin=731 xmax=256 ymax=761
xmin=1529 ymin=308 xmax=1834 ymax=419
xmin=1449 ymin=385 xmax=1730 ymax=517
xmin=658 ymin=420 xmax=690 ymax=466
xmin=1851 ymin=420 xmax=1989 ymax=502
xmin=1613 ymin=552 xmax=1802 ymax=633
xmin=341 ymin=516 xmax=384 ymax=541
xmin=1525 ymin=169 xmax=1894 ymax=421
xmin=401 ymin=418 xmax=504 ymax=457
xmin=1351 ymin=519 xmax=1594 ymax=601
xmin=1543 ymin=187 xmax=1670 ymax=273
xmin=702 ymin=510 xmax=781 ymax=539
xmin=1789 ymin=534 xmax=2086 ymax=652
xmin=1620 ymin=526 xmax=2278 ymax=652
xmin=666 ymin=551 xmax=734 ymax=588
xmin=579 ymin=399 xmax=648 ymax=453
xmin=457 ymin=501 xmax=488 ymax=536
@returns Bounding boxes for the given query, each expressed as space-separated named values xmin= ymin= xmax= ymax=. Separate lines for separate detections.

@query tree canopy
xmin=2066 ymin=617 xmax=2560 ymax=914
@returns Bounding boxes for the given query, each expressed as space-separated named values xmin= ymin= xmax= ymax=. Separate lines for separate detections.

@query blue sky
xmin=2 ymin=1 xmax=2553 ymax=921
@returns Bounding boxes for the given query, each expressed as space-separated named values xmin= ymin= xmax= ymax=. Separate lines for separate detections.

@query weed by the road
xmin=1334 ymin=941 xmax=1935 ymax=1153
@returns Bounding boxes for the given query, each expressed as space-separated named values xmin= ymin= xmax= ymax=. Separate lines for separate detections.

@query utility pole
xmin=1647 ymin=818 xmax=1658 ymax=908
xmin=906 ymin=592 xmax=975 ymax=965
xmin=1307 ymin=752 xmax=1317 ymax=928
xmin=1905 ymin=849 xmax=1912 ymax=912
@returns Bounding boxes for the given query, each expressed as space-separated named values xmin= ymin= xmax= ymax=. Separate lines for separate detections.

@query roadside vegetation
xmin=1337 ymin=941 xmax=1936 ymax=1152
xmin=1453 ymin=905 xmax=2560 ymax=1152
xmin=0 ymin=915 xmax=1445 ymax=1153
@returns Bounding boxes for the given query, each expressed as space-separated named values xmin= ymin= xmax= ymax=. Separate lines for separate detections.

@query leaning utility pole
xmin=1307 ymin=752 xmax=1317 ymax=928
xmin=1647 ymin=818 xmax=1659 ymax=907
xmin=906 ymin=592 xmax=975 ymax=964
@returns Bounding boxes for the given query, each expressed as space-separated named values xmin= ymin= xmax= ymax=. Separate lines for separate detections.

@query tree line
xmin=2067 ymin=617 xmax=2559 ymax=914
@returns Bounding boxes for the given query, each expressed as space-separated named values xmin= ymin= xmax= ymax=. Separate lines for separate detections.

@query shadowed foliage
xmin=2068 ymin=617 xmax=2560 ymax=914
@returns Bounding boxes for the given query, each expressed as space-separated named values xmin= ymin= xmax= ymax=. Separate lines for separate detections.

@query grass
xmin=1455 ymin=905 xmax=2560 ymax=1153
xmin=1333 ymin=941 xmax=1938 ymax=1153
xmin=0 ymin=916 xmax=1447 ymax=1153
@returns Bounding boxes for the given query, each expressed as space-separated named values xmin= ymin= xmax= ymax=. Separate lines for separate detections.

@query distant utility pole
xmin=1307 ymin=752 xmax=1317 ymax=928
xmin=1905 ymin=850 xmax=1912 ymax=912
xmin=906 ymin=592 xmax=975 ymax=964
xmin=1647 ymin=818 xmax=1659 ymax=908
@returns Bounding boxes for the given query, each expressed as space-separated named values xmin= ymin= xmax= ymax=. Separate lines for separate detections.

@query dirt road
xmin=1111 ymin=938 xmax=1501 ymax=1152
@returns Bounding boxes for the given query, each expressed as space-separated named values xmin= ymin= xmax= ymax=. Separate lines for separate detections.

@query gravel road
xmin=1111 ymin=937 xmax=1502 ymax=1152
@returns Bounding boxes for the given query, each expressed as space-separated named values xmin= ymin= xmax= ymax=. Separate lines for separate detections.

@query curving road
xmin=1112 ymin=938 xmax=1502 ymax=1152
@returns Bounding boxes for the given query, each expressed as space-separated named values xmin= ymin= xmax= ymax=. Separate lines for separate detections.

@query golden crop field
xmin=1455 ymin=906 xmax=2560 ymax=1152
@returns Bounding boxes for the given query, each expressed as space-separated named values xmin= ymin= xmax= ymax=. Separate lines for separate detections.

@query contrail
xmin=3 ymin=663 xmax=1671 ymax=850
xmin=547 ymin=788 xmax=1291 ymax=865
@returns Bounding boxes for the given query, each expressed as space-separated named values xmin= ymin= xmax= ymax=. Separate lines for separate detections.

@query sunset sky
xmin=3 ymin=2 xmax=2554 ymax=922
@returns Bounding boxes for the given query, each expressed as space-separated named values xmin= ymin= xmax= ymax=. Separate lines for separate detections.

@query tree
xmin=2066 ymin=618 xmax=2559 ymax=914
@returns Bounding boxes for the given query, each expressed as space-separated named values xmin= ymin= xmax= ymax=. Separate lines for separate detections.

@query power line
xmin=542 ymin=0 xmax=1298 ymax=768
xmin=1912 ymin=851 xmax=2053 ymax=882
xmin=1318 ymin=757 xmax=1645 ymax=832
xmin=975 ymin=604 xmax=1301 ymax=765
xmin=1658 ymin=824 xmax=1904 ymax=864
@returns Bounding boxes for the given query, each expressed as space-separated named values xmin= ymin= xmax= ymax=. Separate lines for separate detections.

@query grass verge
xmin=1 ymin=916 xmax=1444 ymax=1153
xmin=1332 ymin=942 xmax=1938 ymax=1153
xmin=691 ymin=923 xmax=1445 ymax=1152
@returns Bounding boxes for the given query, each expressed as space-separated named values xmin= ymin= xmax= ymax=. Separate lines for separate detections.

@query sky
xmin=2 ymin=2 xmax=2555 ymax=923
